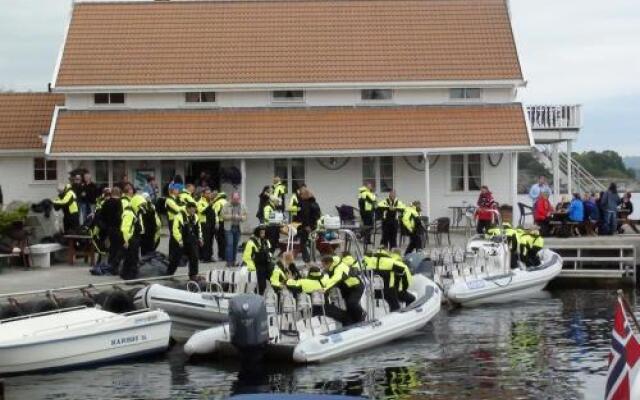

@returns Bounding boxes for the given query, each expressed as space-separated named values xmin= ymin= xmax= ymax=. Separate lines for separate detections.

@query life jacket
xmin=401 ymin=206 xmax=419 ymax=234
xmin=212 ymin=193 xmax=228 ymax=222
xmin=242 ymin=236 xmax=271 ymax=272
xmin=358 ymin=186 xmax=376 ymax=213
xmin=121 ymin=206 xmax=143 ymax=245
xmin=377 ymin=197 xmax=405 ymax=222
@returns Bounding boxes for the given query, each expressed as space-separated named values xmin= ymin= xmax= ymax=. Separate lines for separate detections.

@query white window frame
xmin=360 ymin=89 xmax=394 ymax=103
xmin=274 ymin=158 xmax=306 ymax=194
xmin=271 ymin=90 xmax=305 ymax=104
xmin=184 ymin=91 xmax=217 ymax=105
xmin=362 ymin=156 xmax=394 ymax=194
xmin=32 ymin=157 xmax=58 ymax=183
xmin=448 ymin=154 xmax=484 ymax=193
xmin=448 ymin=88 xmax=483 ymax=102
xmin=93 ymin=92 xmax=126 ymax=106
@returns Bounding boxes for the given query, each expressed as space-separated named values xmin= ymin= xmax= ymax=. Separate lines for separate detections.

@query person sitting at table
xmin=618 ymin=192 xmax=639 ymax=233
xmin=582 ymin=192 xmax=600 ymax=236
xmin=475 ymin=185 xmax=495 ymax=234
xmin=533 ymin=191 xmax=553 ymax=236
xmin=567 ymin=193 xmax=584 ymax=236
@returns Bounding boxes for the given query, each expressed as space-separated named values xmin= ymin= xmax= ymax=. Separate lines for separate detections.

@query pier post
xmin=423 ymin=151 xmax=430 ymax=219
xmin=511 ymin=152 xmax=518 ymax=226
xmin=552 ymin=143 xmax=560 ymax=202
xmin=566 ymin=140 xmax=573 ymax=195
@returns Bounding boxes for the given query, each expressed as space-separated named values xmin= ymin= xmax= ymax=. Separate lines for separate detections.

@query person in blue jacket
xmin=568 ymin=193 xmax=584 ymax=223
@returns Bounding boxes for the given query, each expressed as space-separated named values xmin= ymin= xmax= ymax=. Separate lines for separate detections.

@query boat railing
xmin=0 ymin=306 xmax=87 ymax=324
xmin=0 ymin=272 xmax=195 ymax=299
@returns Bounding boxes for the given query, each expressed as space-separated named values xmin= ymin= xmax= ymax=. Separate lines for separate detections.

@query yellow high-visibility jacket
xmin=53 ymin=189 xmax=79 ymax=215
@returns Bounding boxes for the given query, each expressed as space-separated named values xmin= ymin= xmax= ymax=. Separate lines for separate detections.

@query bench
xmin=63 ymin=235 xmax=95 ymax=266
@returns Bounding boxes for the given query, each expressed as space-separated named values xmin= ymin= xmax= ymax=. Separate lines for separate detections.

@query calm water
xmin=4 ymin=288 xmax=634 ymax=400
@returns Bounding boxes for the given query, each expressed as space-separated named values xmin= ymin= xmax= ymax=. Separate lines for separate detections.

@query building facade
xmin=3 ymin=0 xmax=534 ymax=226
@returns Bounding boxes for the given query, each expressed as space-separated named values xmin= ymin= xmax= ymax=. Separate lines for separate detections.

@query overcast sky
xmin=0 ymin=0 xmax=638 ymax=154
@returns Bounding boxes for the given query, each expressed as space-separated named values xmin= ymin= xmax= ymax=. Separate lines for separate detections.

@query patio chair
xmin=429 ymin=217 xmax=451 ymax=246
xmin=335 ymin=205 xmax=358 ymax=227
xmin=517 ymin=202 xmax=534 ymax=227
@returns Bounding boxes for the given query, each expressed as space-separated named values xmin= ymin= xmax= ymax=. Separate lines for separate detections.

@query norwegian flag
xmin=605 ymin=296 xmax=640 ymax=400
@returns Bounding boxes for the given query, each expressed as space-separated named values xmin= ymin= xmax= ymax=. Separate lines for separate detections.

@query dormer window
xmin=450 ymin=88 xmax=482 ymax=100
xmin=272 ymin=90 xmax=304 ymax=103
xmin=94 ymin=93 xmax=125 ymax=105
xmin=361 ymin=89 xmax=393 ymax=101
xmin=185 ymin=92 xmax=216 ymax=103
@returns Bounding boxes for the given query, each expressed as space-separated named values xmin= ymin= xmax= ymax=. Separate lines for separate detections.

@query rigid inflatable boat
xmin=134 ymin=269 xmax=258 ymax=341
xmin=438 ymin=236 xmax=562 ymax=306
xmin=0 ymin=306 xmax=170 ymax=375
xmin=184 ymin=273 xmax=441 ymax=363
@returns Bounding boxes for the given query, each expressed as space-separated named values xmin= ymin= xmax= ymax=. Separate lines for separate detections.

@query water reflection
xmin=4 ymin=289 xmax=633 ymax=400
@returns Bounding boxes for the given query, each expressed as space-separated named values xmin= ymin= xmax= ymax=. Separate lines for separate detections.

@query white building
xmin=4 ymin=0 xmax=537 ymax=226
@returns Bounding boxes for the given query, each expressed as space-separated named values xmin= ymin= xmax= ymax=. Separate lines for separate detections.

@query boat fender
xmin=102 ymin=290 xmax=135 ymax=313
xmin=229 ymin=294 xmax=269 ymax=350
xmin=0 ymin=303 xmax=22 ymax=319
xmin=28 ymin=298 xmax=59 ymax=314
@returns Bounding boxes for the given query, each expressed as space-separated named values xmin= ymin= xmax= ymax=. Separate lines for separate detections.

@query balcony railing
xmin=526 ymin=104 xmax=582 ymax=130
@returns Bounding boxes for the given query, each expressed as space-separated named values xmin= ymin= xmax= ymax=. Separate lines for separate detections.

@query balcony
xmin=526 ymin=104 xmax=582 ymax=131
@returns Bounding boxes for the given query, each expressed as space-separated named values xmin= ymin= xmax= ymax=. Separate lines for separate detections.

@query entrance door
xmin=187 ymin=161 xmax=220 ymax=190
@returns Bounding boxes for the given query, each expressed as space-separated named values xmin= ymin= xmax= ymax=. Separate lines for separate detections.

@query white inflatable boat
xmin=0 ymin=306 xmax=170 ymax=375
xmin=184 ymin=274 xmax=441 ymax=363
xmin=134 ymin=269 xmax=258 ymax=341
xmin=439 ymin=237 xmax=562 ymax=306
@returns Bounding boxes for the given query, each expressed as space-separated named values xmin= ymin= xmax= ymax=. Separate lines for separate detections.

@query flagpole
xmin=617 ymin=289 xmax=640 ymax=332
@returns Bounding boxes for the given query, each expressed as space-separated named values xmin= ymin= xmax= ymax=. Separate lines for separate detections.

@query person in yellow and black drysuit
xmin=139 ymin=193 xmax=162 ymax=256
xmin=197 ymin=188 xmax=216 ymax=262
xmin=377 ymin=190 xmax=404 ymax=250
xmin=358 ymin=183 xmax=376 ymax=247
xmin=53 ymin=183 xmax=80 ymax=233
xmin=168 ymin=201 xmax=202 ymax=280
xmin=212 ymin=191 xmax=228 ymax=261
xmin=486 ymin=223 xmax=520 ymax=269
xmin=272 ymin=176 xmax=287 ymax=212
xmin=364 ymin=249 xmax=415 ymax=311
xmin=402 ymin=201 xmax=423 ymax=255
xmin=287 ymin=183 xmax=306 ymax=223
xmin=262 ymin=196 xmax=281 ymax=251
xmin=242 ymin=225 xmax=272 ymax=295
xmin=519 ymin=230 xmax=544 ymax=267
xmin=179 ymin=184 xmax=196 ymax=207
xmin=120 ymin=203 xmax=143 ymax=280
xmin=165 ymin=184 xmax=184 ymax=232
xmin=270 ymin=252 xmax=301 ymax=293
xmin=286 ymin=266 xmax=350 ymax=325
xmin=321 ymin=255 xmax=365 ymax=325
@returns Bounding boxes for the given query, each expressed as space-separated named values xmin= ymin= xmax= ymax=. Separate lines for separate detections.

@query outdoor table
xmin=63 ymin=234 xmax=95 ymax=266
xmin=448 ymin=206 xmax=467 ymax=228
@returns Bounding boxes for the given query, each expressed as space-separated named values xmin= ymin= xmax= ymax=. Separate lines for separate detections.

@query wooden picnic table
xmin=63 ymin=234 xmax=95 ymax=266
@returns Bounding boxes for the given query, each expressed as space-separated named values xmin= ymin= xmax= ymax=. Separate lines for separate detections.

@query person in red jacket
xmin=534 ymin=191 xmax=553 ymax=236
xmin=475 ymin=186 xmax=496 ymax=234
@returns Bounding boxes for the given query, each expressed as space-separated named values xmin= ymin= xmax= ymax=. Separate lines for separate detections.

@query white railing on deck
xmin=526 ymin=105 xmax=582 ymax=130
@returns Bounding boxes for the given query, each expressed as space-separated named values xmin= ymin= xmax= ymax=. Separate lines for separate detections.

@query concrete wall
xmin=0 ymin=156 xmax=66 ymax=204
xmin=63 ymin=88 xmax=516 ymax=110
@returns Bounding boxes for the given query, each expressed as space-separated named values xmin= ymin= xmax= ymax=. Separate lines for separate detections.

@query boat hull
xmin=445 ymin=249 xmax=562 ymax=306
xmin=134 ymin=284 xmax=230 ymax=342
xmin=184 ymin=275 xmax=442 ymax=363
xmin=0 ymin=308 xmax=171 ymax=375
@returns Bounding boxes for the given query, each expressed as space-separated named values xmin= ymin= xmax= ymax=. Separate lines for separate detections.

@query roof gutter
xmin=46 ymin=145 xmax=533 ymax=160
xmin=51 ymin=79 xmax=526 ymax=93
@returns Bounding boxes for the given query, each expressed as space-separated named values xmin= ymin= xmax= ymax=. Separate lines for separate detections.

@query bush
xmin=0 ymin=204 xmax=29 ymax=235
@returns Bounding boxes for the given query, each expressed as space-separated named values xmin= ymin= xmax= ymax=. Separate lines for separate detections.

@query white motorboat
xmin=438 ymin=236 xmax=562 ymax=306
xmin=0 ymin=306 xmax=170 ymax=375
xmin=185 ymin=261 xmax=441 ymax=363
xmin=134 ymin=270 xmax=257 ymax=342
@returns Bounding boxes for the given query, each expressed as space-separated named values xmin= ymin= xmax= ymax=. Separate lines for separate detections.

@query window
xmin=112 ymin=160 xmax=127 ymax=185
xmin=33 ymin=158 xmax=57 ymax=181
xmin=94 ymin=160 xmax=109 ymax=189
xmin=450 ymin=154 xmax=483 ymax=192
xmin=450 ymin=88 xmax=482 ymax=100
xmin=94 ymin=93 xmax=125 ymax=105
xmin=274 ymin=159 xmax=305 ymax=193
xmin=185 ymin=92 xmax=216 ymax=103
xmin=361 ymin=89 xmax=393 ymax=101
xmin=362 ymin=157 xmax=394 ymax=193
xmin=272 ymin=90 xmax=304 ymax=102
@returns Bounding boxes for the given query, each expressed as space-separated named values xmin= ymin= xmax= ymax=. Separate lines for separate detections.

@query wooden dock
xmin=545 ymin=235 xmax=640 ymax=284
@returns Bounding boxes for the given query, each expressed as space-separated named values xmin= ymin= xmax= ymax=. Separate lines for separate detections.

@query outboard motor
xmin=229 ymin=294 xmax=269 ymax=353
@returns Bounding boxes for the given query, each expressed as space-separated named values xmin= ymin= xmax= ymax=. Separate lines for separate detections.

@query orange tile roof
xmin=0 ymin=93 xmax=64 ymax=151
xmin=55 ymin=0 xmax=523 ymax=87
xmin=49 ymin=104 xmax=530 ymax=155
